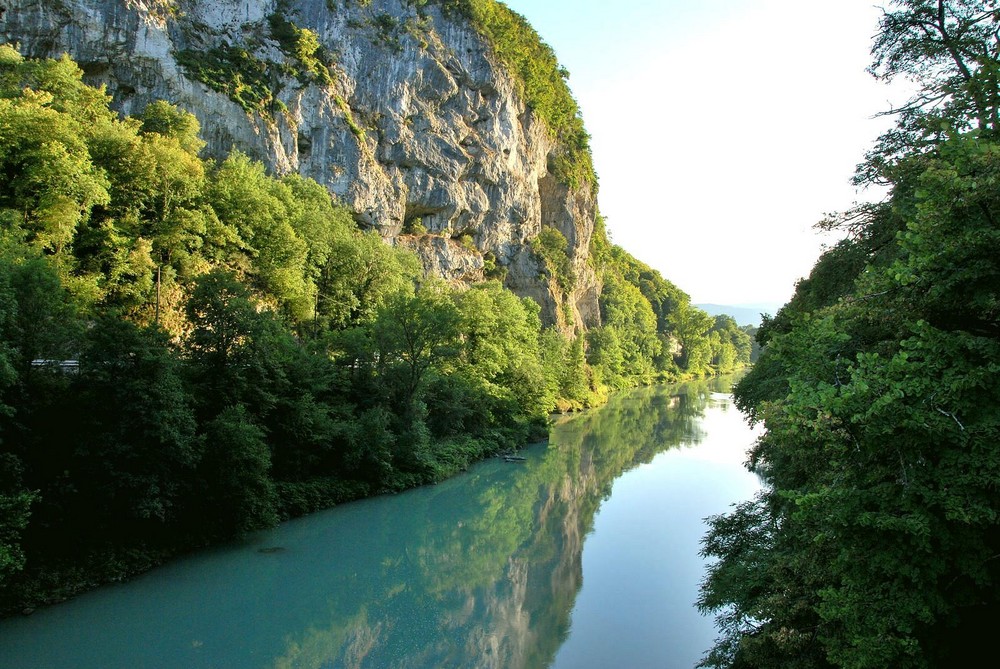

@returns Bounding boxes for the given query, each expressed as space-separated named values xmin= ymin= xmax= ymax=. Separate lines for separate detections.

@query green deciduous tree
xmin=138 ymin=99 xmax=206 ymax=155
xmin=184 ymin=269 xmax=294 ymax=419
xmin=866 ymin=0 xmax=1000 ymax=171
xmin=208 ymin=152 xmax=312 ymax=319
xmin=71 ymin=317 xmax=200 ymax=541
xmin=700 ymin=4 xmax=1000 ymax=667
xmin=669 ymin=304 xmax=714 ymax=375
xmin=0 ymin=95 xmax=109 ymax=256
xmin=0 ymin=454 xmax=35 ymax=583
xmin=197 ymin=405 xmax=279 ymax=538
xmin=316 ymin=229 xmax=420 ymax=330
xmin=453 ymin=281 xmax=550 ymax=414
xmin=709 ymin=314 xmax=752 ymax=373
xmin=369 ymin=284 xmax=462 ymax=412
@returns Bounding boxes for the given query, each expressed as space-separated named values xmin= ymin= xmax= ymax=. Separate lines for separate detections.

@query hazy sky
xmin=501 ymin=0 xmax=905 ymax=307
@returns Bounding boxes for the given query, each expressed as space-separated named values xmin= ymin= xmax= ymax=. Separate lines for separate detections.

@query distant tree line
xmin=0 ymin=46 xmax=745 ymax=612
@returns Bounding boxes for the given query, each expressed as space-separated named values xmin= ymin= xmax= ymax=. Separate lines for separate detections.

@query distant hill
xmin=695 ymin=303 xmax=782 ymax=327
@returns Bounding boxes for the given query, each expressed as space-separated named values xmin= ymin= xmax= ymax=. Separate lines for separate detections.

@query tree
xmin=369 ymin=285 xmax=461 ymax=411
xmin=0 ymin=95 xmax=109 ymax=256
xmin=281 ymin=173 xmax=355 ymax=287
xmin=315 ymin=230 xmax=419 ymax=330
xmin=0 ymin=255 xmax=82 ymax=379
xmin=709 ymin=314 xmax=751 ymax=373
xmin=137 ymin=99 xmax=206 ymax=155
xmin=0 ymin=46 xmax=123 ymax=260
xmin=0 ymin=454 xmax=35 ymax=583
xmin=72 ymin=317 xmax=200 ymax=540
xmin=453 ymin=281 xmax=550 ymax=414
xmin=863 ymin=0 xmax=1000 ymax=178
xmin=669 ymin=304 xmax=714 ymax=375
xmin=197 ymin=405 xmax=278 ymax=538
xmin=208 ymin=152 xmax=311 ymax=319
xmin=699 ymin=5 xmax=1000 ymax=666
xmin=184 ymin=269 xmax=285 ymax=416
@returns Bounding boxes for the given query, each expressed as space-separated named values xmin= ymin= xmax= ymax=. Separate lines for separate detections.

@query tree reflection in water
xmin=0 ymin=377 xmax=742 ymax=669
xmin=269 ymin=377 xmax=732 ymax=669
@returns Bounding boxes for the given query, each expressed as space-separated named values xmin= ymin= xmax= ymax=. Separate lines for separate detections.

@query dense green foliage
xmin=0 ymin=46 xmax=593 ymax=612
xmin=584 ymin=218 xmax=751 ymax=394
xmin=698 ymin=2 xmax=1000 ymax=667
xmin=0 ymin=37 xmax=743 ymax=613
xmin=175 ymin=46 xmax=287 ymax=117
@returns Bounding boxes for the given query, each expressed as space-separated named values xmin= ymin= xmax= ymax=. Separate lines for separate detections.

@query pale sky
xmin=502 ymin=0 xmax=904 ymax=307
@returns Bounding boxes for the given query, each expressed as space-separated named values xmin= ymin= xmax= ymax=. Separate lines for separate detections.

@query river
xmin=0 ymin=376 xmax=760 ymax=669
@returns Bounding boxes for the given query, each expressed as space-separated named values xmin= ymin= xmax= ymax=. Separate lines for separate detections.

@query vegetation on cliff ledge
xmin=429 ymin=0 xmax=596 ymax=190
xmin=176 ymin=0 xmax=595 ymax=190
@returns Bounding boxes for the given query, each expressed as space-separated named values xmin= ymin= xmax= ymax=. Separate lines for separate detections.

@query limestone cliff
xmin=0 ymin=0 xmax=601 ymax=330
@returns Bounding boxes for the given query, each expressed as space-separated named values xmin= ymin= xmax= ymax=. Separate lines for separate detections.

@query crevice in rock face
xmin=79 ymin=60 xmax=109 ymax=76
xmin=298 ymin=129 xmax=312 ymax=159
xmin=113 ymin=82 xmax=137 ymax=106
xmin=537 ymin=173 xmax=557 ymax=226
xmin=403 ymin=202 xmax=446 ymax=232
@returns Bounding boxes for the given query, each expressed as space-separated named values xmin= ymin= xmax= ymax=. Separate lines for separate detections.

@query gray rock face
xmin=0 ymin=0 xmax=601 ymax=330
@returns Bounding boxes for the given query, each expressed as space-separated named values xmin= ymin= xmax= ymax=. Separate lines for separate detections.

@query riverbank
xmin=0 ymin=377 xmax=759 ymax=668
xmin=1 ymin=367 xmax=747 ymax=619
xmin=1 ymin=424 xmax=547 ymax=618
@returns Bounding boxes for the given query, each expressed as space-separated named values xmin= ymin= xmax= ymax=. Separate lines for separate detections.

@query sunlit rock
xmin=0 ymin=0 xmax=601 ymax=330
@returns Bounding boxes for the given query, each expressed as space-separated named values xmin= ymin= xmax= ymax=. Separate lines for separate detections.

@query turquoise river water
xmin=0 ymin=376 xmax=760 ymax=668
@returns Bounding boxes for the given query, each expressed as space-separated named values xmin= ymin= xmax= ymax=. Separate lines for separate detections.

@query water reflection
xmin=0 ymin=377 xmax=745 ymax=669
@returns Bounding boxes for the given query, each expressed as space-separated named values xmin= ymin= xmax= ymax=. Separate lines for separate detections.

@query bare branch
xmin=935 ymin=407 xmax=966 ymax=430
